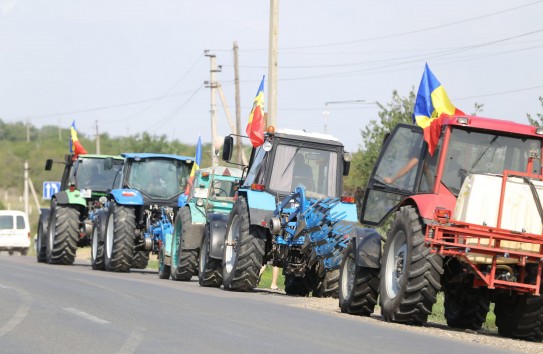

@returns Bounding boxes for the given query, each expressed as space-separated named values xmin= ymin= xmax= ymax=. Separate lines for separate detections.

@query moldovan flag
xmin=70 ymin=120 xmax=87 ymax=158
xmin=185 ymin=135 xmax=202 ymax=194
xmin=246 ymin=76 xmax=266 ymax=147
xmin=413 ymin=64 xmax=464 ymax=155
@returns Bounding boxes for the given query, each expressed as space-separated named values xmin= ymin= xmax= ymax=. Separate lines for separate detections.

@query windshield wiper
xmin=469 ymin=135 xmax=498 ymax=173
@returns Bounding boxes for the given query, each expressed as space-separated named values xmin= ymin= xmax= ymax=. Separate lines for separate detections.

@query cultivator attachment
xmin=269 ymin=186 xmax=352 ymax=271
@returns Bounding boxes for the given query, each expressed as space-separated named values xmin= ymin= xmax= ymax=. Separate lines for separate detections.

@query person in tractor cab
xmin=292 ymin=153 xmax=314 ymax=189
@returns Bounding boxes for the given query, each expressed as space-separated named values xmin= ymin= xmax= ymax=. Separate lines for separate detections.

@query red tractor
xmin=339 ymin=115 xmax=543 ymax=341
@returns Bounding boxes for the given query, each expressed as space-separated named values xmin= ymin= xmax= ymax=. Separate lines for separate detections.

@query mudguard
xmin=110 ymin=189 xmax=144 ymax=205
xmin=207 ymin=213 xmax=229 ymax=260
xmin=243 ymin=189 xmax=276 ymax=226
xmin=53 ymin=190 xmax=87 ymax=208
xmin=177 ymin=194 xmax=189 ymax=207
xmin=353 ymin=227 xmax=382 ymax=269
xmin=187 ymin=202 xmax=206 ymax=224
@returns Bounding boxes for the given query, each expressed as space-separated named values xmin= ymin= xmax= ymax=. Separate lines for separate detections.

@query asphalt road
xmin=0 ymin=255 xmax=522 ymax=354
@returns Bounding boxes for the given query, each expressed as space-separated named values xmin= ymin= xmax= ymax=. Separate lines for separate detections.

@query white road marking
xmin=0 ymin=283 xmax=10 ymax=289
xmin=63 ymin=307 xmax=110 ymax=325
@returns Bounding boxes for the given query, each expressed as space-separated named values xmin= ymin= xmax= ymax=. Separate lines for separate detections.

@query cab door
xmin=359 ymin=124 xmax=426 ymax=226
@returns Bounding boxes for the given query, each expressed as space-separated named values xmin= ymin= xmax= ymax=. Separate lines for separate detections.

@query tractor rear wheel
xmin=104 ymin=205 xmax=135 ymax=272
xmin=46 ymin=204 xmax=80 ymax=265
xmin=380 ymin=205 xmax=443 ymax=325
xmin=132 ymin=251 xmax=149 ymax=269
xmin=198 ymin=223 xmax=222 ymax=287
xmin=495 ymin=291 xmax=543 ymax=341
xmin=339 ymin=240 xmax=379 ymax=315
xmin=36 ymin=210 xmax=50 ymax=263
xmin=313 ymin=269 xmax=340 ymax=298
xmin=222 ymin=196 xmax=265 ymax=292
xmin=171 ymin=207 xmax=198 ymax=281
xmin=444 ymin=287 xmax=489 ymax=330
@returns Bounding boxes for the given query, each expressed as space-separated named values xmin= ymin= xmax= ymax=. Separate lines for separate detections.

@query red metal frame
xmin=425 ymin=169 xmax=543 ymax=295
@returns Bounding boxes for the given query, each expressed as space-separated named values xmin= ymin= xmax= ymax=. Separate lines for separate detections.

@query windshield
xmin=268 ymin=145 xmax=339 ymax=197
xmin=442 ymin=127 xmax=542 ymax=194
xmin=127 ymin=158 xmax=190 ymax=199
xmin=74 ymin=157 xmax=122 ymax=192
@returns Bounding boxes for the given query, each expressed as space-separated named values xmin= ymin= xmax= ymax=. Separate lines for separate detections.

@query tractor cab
xmin=360 ymin=117 xmax=543 ymax=226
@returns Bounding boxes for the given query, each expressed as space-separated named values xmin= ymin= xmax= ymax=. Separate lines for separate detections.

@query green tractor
xmin=36 ymin=154 xmax=123 ymax=265
xmin=158 ymin=166 xmax=243 ymax=282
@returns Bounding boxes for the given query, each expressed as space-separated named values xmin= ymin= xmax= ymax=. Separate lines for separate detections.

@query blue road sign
xmin=43 ymin=181 xmax=61 ymax=199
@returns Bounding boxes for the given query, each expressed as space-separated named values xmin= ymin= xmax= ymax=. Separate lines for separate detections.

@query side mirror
xmin=65 ymin=154 xmax=73 ymax=163
xmin=45 ymin=159 xmax=53 ymax=171
xmin=104 ymin=157 xmax=113 ymax=170
xmin=343 ymin=160 xmax=351 ymax=176
xmin=222 ymin=136 xmax=234 ymax=162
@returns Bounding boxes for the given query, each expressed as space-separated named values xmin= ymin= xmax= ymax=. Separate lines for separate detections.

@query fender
xmin=242 ymin=189 xmax=276 ymax=227
xmin=53 ymin=190 xmax=87 ymax=208
xmin=110 ymin=189 xmax=144 ymax=205
xmin=177 ymin=194 xmax=189 ymax=207
xmin=187 ymin=202 xmax=207 ymax=225
xmin=353 ymin=227 xmax=382 ymax=269
xmin=207 ymin=213 xmax=229 ymax=260
xmin=183 ymin=222 xmax=205 ymax=250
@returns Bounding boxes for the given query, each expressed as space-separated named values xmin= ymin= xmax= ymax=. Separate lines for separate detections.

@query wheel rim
xmin=92 ymin=227 xmax=98 ymax=260
xmin=224 ymin=215 xmax=239 ymax=274
xmin=106 ymin=214 xmax=114 ymax=259
xmin=341 ymin=254 xmax=355 ymax=298
xmin=385 ymin=230 xmax=407 ymax=299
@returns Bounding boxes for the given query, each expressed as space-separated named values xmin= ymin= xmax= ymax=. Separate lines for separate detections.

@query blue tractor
xmin=203 ymin=128 xmax=359 ymax=296
xmin=91 ymin=153 xmax=194 ymax=272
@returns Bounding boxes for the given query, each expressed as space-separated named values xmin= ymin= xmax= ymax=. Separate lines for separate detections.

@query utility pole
xmin=204 ymin=50 xmax=220 ymax=164
xmin=26 ymin=118 xmax=30 ymax=142
xmin=233 ymin=41 xmax=243 ymax=165
xmin=267 ymin=0 xmax=279 ymax=127
xmin=24 ymin=161 xmax=29 ymax=216
xmin=95 ymin=120 xmax=100 ymax=154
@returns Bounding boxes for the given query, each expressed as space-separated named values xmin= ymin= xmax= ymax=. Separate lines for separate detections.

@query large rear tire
xmin=444 ymin=287 xmax=489 ymax=330
xmin=380 ymin=205 xmax=443 ymax=325
xmin=171 ymin=207 xmax=198 ymax=281
xmin=36 ymin=210 xmax=49 ymax=263
xmin=339 ymin=240 xmax=379 ymax=316
xmin=104 ymin=205 xmax=136 ymax=272
xmin=495 ymin=292 xmax=543 ymax=341
xmin=198 ymin=223 xmax=222 ymax=287
xmin=313 ymin=269 xmax=340 ymax=298
xmin=222 ymin=196 xmax=265 ymax=292
xmin=132 ymin=251 xmax=150 ymax=269
xmin=46 ymin=204 xmax=80 ymax=265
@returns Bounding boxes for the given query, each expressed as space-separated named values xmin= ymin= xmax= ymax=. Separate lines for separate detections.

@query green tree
xmin=527 ymin=96 xmax=543 ymax=127
xmin=344 ymin=89 xmax=416 ymax=203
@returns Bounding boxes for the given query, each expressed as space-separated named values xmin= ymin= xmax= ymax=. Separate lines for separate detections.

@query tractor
xmin=157 ymin=166 xmax=243 ymax=282
xmin=36 ymin=153 xmax=123 ymax=265
xmin=91 ymin=153 xmax=193 ymax=272
xmin=339 ymin=116 xmax=543 ymax=342
xmin=202 ymin=127 xmax=358 ymax=296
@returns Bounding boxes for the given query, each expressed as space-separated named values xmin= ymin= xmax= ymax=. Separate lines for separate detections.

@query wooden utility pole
xmin=95 ymin=120 xmax=101 ymax=154
xmin=233 ymin=42 xmax=243 ymax=164
xmin=24 ymin=161 xmax=29 ymax=216
xmin=267 ymin=0 xmax=279 ymax=127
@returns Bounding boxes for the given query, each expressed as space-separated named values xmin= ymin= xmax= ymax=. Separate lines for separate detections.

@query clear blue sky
xmin=1 ymin=0 xmax=542 ymax=152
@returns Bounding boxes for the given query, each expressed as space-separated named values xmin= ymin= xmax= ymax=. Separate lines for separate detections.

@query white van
xmin=0 ymin=210 xmax=31 ymax=255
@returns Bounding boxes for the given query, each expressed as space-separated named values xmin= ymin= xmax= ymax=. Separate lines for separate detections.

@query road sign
xmin=43 ymin=181 xmax=61 ymax=199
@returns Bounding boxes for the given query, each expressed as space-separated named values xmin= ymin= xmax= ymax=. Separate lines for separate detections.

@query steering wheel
xmin=215 ymin=188 xmax=228 ymax=197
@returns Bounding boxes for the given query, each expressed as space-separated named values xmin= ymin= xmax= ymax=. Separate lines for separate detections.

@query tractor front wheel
xmin=158 ymin=247 xmax=171 ymax=279
xmin=380 ymin=205 xmax=443 ymax=325
xmin=222 ymin=196 xmax=265 ymax=292
xmin=198 ymin=223 xmax=222 ymax=287
xmin=91 ymin=220 xmax=104 ymax=270
xmin=171 ymin=207 xmax=198 ymax=281
xmin=339 ymin=240 xmax=379 ymax=316
xmin=104 ymin=205 xmax=135 ymax=272
xmin=495 ymin=291 xmax=543 ymax=341
xmin=444 ymin=287 xmax=489 ymax=330
xmin=36 ymin=210 xmax=50 ymax=263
